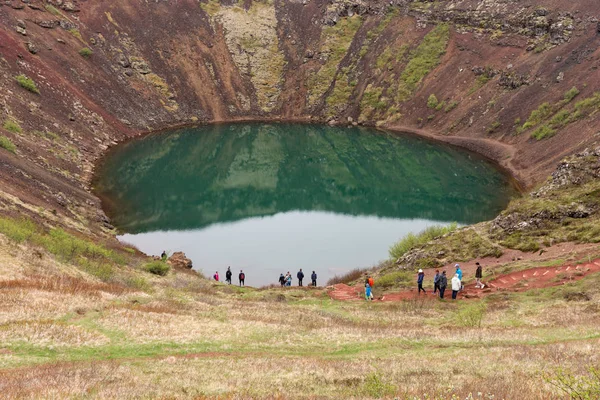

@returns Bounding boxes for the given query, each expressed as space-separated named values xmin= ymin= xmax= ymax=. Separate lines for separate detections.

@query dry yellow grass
xmin=0 ymin=232 xmax=599 ymax=398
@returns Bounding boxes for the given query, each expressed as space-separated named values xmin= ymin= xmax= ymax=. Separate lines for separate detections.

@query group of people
xmin=421 ymin=262 xmax=484 ymax=299
xmin=211 ymin=267 xmax=318 ymax=287
xmin=213 ymin=267 xmax=245 ymax=286
xmin=363 ymin=262 xmax=484 ymax=301
xmin=279 ymin=269 xmax=318 ymax=287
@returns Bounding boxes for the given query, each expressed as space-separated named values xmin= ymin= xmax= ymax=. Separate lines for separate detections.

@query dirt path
xmin=328 ymin=258 xmax=600 ymax=302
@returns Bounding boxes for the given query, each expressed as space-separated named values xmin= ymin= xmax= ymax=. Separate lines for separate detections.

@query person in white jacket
xmin=451 ymin=273 xmax=461 ymax=300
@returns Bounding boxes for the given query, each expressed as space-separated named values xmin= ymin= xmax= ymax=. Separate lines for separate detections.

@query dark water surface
xmin=94 ymin=123 xmax=518 ymax=286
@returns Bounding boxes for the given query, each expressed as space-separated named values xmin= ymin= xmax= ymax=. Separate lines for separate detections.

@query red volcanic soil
xmin=329 ymin=251 xmax=600 ymax=302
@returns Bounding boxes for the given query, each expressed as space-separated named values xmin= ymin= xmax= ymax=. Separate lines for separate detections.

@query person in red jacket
xmin=239 ymin=270 xmax=245 ymax=286
xmin=213 ymin=271 xmax=219 ymax=282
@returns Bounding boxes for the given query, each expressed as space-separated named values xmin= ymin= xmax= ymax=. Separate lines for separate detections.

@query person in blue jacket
xmin=417 ymin=269 xmax=426 ymax=294
xmin=455 ymin=264 xmax=463 ymax=290
xmin=311 ymin=271 xmax=317 ymax=286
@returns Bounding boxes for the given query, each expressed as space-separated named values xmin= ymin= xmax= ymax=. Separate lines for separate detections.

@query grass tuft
xmin=0 ymin=136 xmax=16 ymax=153
xmin=79 ymin=47 xmax=93 ymax=58
xmin=15 ymin=74 xmax=40 ymax=94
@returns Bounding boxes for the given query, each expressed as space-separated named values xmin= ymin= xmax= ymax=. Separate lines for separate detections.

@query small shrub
xmin=15 ymin=74 xmax=40 ymax=94
xmin=79 ymin=47 xmax=93 ymax=58
xmin=455 ymin=302 xmax=486 ymax=328
xmin=427 ymin=94 xmax=439 ymax=109
xmin=444 ymin=100 xmax=458 ymax=112
xmin=531 ymin=124 xmax=556 ymax=140
xmin=548 ymin=109 xmax=571 ymax=128
xmin=521 ymin=102 xmax=552 ymax=130
xmin=563 ymin=86 xmax=580 ymax=102
xmin=0 ymin=136 xmax=16 ymax=153
xmin=3 ymin=119 xmax=22 ymax=134
xmin=361 ymin=372 xmax=396 ymax=398
xmin=144 ymin=260 xmax=170 ymax=276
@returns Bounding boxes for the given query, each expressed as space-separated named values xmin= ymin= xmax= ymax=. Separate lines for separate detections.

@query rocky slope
xmin=1 ymin=0 xmax=600 ymax=235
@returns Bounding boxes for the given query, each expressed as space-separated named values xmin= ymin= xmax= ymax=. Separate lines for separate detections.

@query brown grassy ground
xmin=0 ymin=232 xmax=599 ymax=399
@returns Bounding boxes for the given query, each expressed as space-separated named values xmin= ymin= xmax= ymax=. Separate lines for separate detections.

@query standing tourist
xmin=213 ymin=271 xmax=219 ymax=282
xmin=475 ymin=262 xmax=484 ymax=288
xmin=368 ymin=276 xmax=374 ymax=300
xmin=455 ymin=264 xmax=463 ymax=290
xmin=297 ymin=269 xmax=304 ymax=286
xmin=279 ymin=273 xmax=286 ymax=287
xmin=239 ymin=270 xmax=245 ymax=287
xmin=417 ymin=269 xmax=426 ymax=294
xmin=451 ymin=273 xmax=461 ymax=300
xmin=286 ymin=272 xmax=292 ymax=287
xmin=225 ymin=267 xmax=232 ymax=285
xmin=433 ymin=269 xmax=440 ymax=295
xmin=438 ymin=271 xmax=447 ymax=299
xmin=311 ymin=271 xmax=317 ymax=286
xmin=365 ymin=282 xmax=372 ymax=301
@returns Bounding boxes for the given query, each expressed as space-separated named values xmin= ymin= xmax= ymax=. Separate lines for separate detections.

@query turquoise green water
xmin=94 ymin=123 xmax=518 ymax=285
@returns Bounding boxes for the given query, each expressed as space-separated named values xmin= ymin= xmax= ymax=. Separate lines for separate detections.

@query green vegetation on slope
xmin=397 ymin=23 xmax=450 ymax=102
xmin=514 ymin=87 xmax=598 ymax=140
xmin=307 ymin=16 xmax=363 ymax=106
xmin=389 ymin=223 xmax=458 ymax=260
xmin=0 ymin=216 xmax=138 ymax=282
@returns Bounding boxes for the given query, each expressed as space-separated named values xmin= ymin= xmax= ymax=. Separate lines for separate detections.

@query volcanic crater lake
xmin=95 ymin=123 xmax=518 ymax=286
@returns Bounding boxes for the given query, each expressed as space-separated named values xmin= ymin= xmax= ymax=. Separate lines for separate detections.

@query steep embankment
xmin=0 ymin=0 xmax=600 ymax=236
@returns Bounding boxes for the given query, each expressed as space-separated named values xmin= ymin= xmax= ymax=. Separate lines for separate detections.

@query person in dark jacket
xmin=433 ymin=269 xmax=440 ymax=294
xmin=438 ymin=270 xmax=448 ymax=299
xmin=475 ymin=262 xmax=484 ymax=288
xmin=297 ymin=269 xmax=304 ymax=286
xmin=239 ymin=270 xmax=245 ymax=286
xmin=311 ymin=271 xmax=317 ymax=286
xmin=225 ymin=267 xmax=232 ymax=285
xmin=417 ymin=269 xmax=426 ymax=294
xmin=279 ymin=273 xmax=285 ymax=287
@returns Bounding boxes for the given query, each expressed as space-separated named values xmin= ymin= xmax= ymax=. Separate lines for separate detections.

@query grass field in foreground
xmin=0 ymin=231 xmax=599 ymax=399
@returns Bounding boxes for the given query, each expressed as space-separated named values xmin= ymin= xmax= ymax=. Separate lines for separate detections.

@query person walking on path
xmin=365 ymin=276 xmax=374 ymax=300
xmin=279 ymin=273 xmax=286 ymax=287
xmin=417 ymin=269 xmax=426 ymax=294
xmin=455 ymin=264 xmax=463 ymax=290
xmin=239 ymin=270 xmax=245 ymax=287
xmin=365 ymin=282 xmax=372 ymax=301
xmin=297 ymin=269 xmax=304 ymax=286
xmin=213 ymin=271 xmax=219 ymax=282
xmin=311 ymin=271 xmax=317 ymax=287
xmin=475 ymin=262 xmax=484 ymax=288
xmin=451 ymin=273 xmax=461 ymax=300
xmin=438 ymin=271 xmax=447 ymax=299
xmin=225 ymin=267 xmax=232 ymax=285
xmin=433 ymin=270 xmax=440 ymax=294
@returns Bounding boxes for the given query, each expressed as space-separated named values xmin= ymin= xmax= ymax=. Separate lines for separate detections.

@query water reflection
xmin=95 ymin=123 xmax=517 ymax=235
